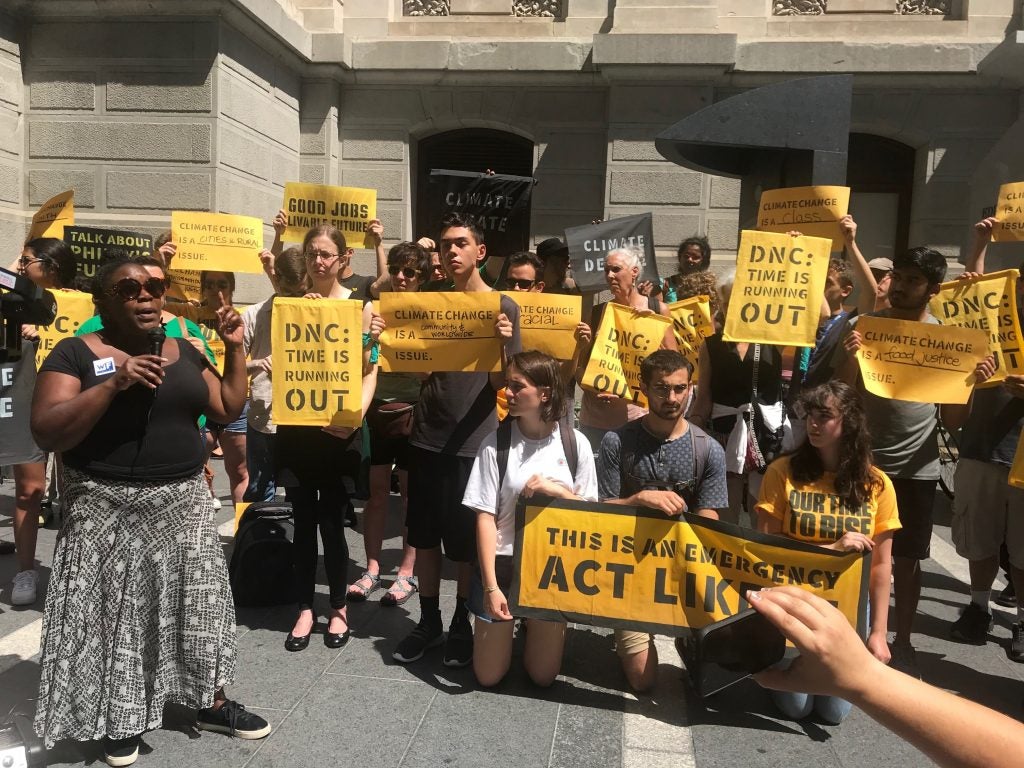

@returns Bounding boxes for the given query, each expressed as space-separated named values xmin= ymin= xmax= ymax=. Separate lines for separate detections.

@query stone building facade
xmin=1 ymin=0 xmax=1022 ymax=299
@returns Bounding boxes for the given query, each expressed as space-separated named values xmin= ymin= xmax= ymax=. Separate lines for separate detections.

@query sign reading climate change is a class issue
xmin=281 ymin=182 xmax=377 ymax=249
xmin=993 ymin=182 xmax=1024 ymax=243
xmin=929 ymin=269 xmax=1024 ymax=384
xmin=509 ymin=500 xmax=869 ymax=636
xmin=757 ymin=185 xmax=850 ymax=251
xmin=34 ymin=290 xmax=94 ymax=370
xmin=564 ymin=213 xmax=659 ymax=293
xmin=500 ymin=291 xmax=582 ymax=361
xmin=425 ymin=170 xmax=534 ymax=257
xmin=28 ymin=190 xmax=74 ymax=240
xmin=64 ymin=226 xmax=153 ymax=278
xmin=270 ymin=298 xmax=364 ymax=428
xmin=580 ymin=302 xmax=672 ymax=409
xmin=171 ymin=212 xmax=263 ymax=273
xmin=379 ymin=292 xmax=503 ymax=373
xmin=856 ymin=315 xmax=989 ymax=404
xmin=724 ymin=230 xmax=831 ymax=347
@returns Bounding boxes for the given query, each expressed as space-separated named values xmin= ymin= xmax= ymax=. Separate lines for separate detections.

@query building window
xmin=773 ymin=0 xmax=948 ymax=14
xmin=402 ymin=0 xmax=565 ymax=16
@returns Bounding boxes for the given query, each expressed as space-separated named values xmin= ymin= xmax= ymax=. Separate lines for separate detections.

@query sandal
xmin=346 ymin=571 xmax=381 ymax=602
xmin=381 ymin=575 xmax=418 ymax=607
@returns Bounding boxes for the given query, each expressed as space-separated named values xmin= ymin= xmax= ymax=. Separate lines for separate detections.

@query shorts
xmin=467 ymin=554 xmax=515 ymax=623
xmin=406 ymin=445 xmax=477 ymax=562
xmin=614 ymin=629 xmax=654 ymax=658
xmin=366 ymin=400 xmax=415 ymax=468
xmin=952 ymin=458 xmax=1024 ymax=567
xmin=208 ymin=401 xmax=249 ymax=434
xmin=890 ymin=477 xmax=937 ymax=560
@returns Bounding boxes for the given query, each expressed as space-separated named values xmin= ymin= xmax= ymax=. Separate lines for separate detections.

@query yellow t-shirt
xmin=755 ymin=455 xmax=901 ymax=545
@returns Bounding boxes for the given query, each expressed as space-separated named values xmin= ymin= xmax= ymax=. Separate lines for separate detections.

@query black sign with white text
xmin=426 ymin=170 xmax=534 ymax=257
xmin=565 ymin=213 xmax=659 ymax=293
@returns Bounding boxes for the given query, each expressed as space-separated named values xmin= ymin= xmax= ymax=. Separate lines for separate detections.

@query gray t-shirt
xmin=959 ymin=386 xmax=1024 ymax=467
xmin=242 ymin=297 xmax=275 ymax=435
xmin=410 ymin=293 xmax=521 ymax=458
xmin=597 ymin=419 xmax=729 ymax=512
xmin=0 ymin=340 xmax=45 ymax=465
xmin=835 ymin=309 xmax=940 ymax=480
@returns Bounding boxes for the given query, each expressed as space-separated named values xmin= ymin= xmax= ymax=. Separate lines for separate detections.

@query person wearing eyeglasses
xmin=348 ymin=241 xmax=431 ymax=608
xmin=1 ymin=238 xmax=77 ymax=606
xmin=575 ymin=245 xmax=676 ymax=453
xmin=503 ymin=251 xmax=545 ymax=293
xmin=30 ymin=256 xmax=270 ymax=765
xmin=597 ymin=349 xmax=728 ymax=691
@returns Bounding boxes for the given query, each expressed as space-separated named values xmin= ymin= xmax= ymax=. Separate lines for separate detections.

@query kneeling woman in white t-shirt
xmin=463 ymin=350 xmax=598 ymax=687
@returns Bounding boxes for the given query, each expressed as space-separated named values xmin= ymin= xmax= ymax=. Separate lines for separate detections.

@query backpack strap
xmin=617 ymin=422 xmax=641 ymax=496
xmin=690 ymin=425 xmax=712 ymax=494
xmin=558 ymin=411 xmax=578 ymax=482
xmin=496 ymin=418 xmax=514 ymax=495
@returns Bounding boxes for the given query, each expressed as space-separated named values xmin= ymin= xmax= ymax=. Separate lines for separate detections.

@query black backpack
xmin=229 ymin=501 xmax=295 ymax=607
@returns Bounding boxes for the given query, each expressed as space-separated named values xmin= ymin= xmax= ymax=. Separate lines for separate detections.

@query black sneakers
xmin=196 ymin=699 xmax=271 ymax=739
xmin=1011 ymin=622 xmax=1024 ymax=663
xmin=393 ymin=618 xmax=444 ymax=663
xmin=443 ymin=619 xmax=474 ymax=668
xmin=103 ymin=735 xmax=140 ymax=767
xmin=996 ymin=582 xmax=1017 ymax=608
xmin=950 ymin=601 xmax=994 ymax=645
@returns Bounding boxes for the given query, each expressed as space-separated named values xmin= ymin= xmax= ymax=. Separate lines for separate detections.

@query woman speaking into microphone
xmin=30 ymin=257 xmax=269 ymax=766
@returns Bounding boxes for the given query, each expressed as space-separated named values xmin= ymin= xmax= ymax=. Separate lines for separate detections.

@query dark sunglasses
xmin=388 ymin=266 xmax=422 ymax=280
xmin=108 ymin=277 xmax=168 ymax=302
xmin=505 ymin=278 xmax=536 ymax=290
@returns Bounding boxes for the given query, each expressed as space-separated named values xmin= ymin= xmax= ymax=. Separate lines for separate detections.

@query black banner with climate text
xmin=425 ymin=170 xmax=534 ymax=257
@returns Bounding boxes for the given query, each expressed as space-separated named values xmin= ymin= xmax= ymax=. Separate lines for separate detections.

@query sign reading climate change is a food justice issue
xmin=508 ymin=499 xmax=869 ymax=637
xmin=270 ymin=298 xmax=365 ymax=429
xmin=171 ymin=212 xmax=264 ymax=273
xmin=281 ymin=182 xmax=378 ymax=249
xmin=757 ymin=185 xmax=850 ymax=251
xmin=724 ymin=230 xmax=831 ymax=348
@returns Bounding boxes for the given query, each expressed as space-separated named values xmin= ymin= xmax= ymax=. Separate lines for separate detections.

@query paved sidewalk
xmin=1 ymin=470 xmax=1023 ymax=768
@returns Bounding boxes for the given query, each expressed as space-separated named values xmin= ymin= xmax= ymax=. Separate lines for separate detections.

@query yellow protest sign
xmin=233 ymin=502 xmax=251 ymax=533
xmin=993 ymin=182 xmax=1024 ymax=243
xmin=35 ymin=289 xmax=94 ymax=369
xmin=500 ymin=291 xmax=581 ymax=360
xmin=856 ymin=315 xmax=989 ymax=404
xmin=667 ymin=295 xmax=714 ymax=374
xmin=28 ymin=190 xmax=75 ymax=240
xmin=271 ymin=297 xmax=364 ymax=428
xmin=1009 ymin=433 xmax=1024 ymax=489
xmin=580 ymin=302 xmax=672 ymax=409
xmin=167 ymin=269 xmax=202 ymax=304
xmin=282 ymin=182 xmax=377 ymax=249
xmin=724 ymin=230 xmax=831 ymax=348
xmin=379 ymin=292 xmax=503 ymax=373
xmin=757 ymin=185 xmax=850 ymax=251
xmin=170 ymin=211 xmax=263 ymax=273
xmin=929 ymin=270 xmax=1024 ymax=384
xmin=509 ymin=499 xmax=869 ymax=635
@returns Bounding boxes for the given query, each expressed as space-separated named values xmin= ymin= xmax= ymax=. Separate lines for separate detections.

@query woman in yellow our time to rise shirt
xmin=755 ymin=380 xmax=901 ymax=725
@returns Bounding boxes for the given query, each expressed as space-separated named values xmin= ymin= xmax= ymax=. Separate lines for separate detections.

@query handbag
xmin=745 ymin=344 xmax=791 ymax=472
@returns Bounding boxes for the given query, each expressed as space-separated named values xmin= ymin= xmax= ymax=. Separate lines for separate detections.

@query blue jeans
xmin=770 ymin=688 xmax=852 ymax=724
xmin=243 ymin=426 xmax=276 ymax=503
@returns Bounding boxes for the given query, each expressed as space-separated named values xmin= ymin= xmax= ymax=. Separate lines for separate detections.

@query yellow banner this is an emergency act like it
xmin=929 ymin=269 xmax=1024 ymax=384
xmin=856 ymin=315 xmax=989 ymax=404
xmin=500 ymin=291 xmax=582 ymax=361
xmin=28 ymin=190 xmax=75 ymax=240
xmin=509 ymin=500 xmax=869 ymax=637
xmin=282 ymin=182 xmax=377 ymax=249
xmin=378 ymin=292 xmax=503 ymax=373
xmin=993 ymin=181 xmax=1024 ymax=243
xmin=271 ymin=297 xmax=364 ymax=428
xmin=724 ymin=230 xmax=831 ymax=348
xmin=667 ymin=295 xmax=714 ymax=374
xmin=170 ymin=211 xmax=263 ymax=273
xmin=756 ymin=185 xmax=850 ymax=251
xmin=35 ymin=290 xmax=94 ymax=370
xmin=580 ymin=302 xmax=672 ymax=409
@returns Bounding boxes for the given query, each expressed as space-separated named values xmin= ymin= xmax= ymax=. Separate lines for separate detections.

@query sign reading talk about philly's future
xmin=565 ymin=214 xmax=659 ymax=293
xmin=64 ymin=226 xmax=153 ymax=278
xmin=425 ymin=170 xmax=534 ymax=257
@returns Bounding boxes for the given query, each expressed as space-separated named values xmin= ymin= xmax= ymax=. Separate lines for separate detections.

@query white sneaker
xmin=11 ymin=569 xmax=38 ymax=606
xmin=211 ymin=497 xmax=222 ymax=511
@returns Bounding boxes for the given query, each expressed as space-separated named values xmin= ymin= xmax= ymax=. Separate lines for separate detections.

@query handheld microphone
xmin=147 ymin=325 xmax=166 ymax=390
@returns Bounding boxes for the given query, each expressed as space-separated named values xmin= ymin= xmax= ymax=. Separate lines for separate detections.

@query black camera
xmin=0 ymin=715 xmax=46 ymax=767
xmin=0 ymin=266 xmax=57 ymax=364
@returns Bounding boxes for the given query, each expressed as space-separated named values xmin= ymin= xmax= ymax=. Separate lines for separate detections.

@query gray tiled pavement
xmin=2 ymin=465 xmax=1023 ymax=768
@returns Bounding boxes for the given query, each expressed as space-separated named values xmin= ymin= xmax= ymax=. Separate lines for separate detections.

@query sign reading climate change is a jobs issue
xmin=724 ymin=230 xmax=831 ymax=348
xmin=281 ymin=182 xmax=377 ymax=249
xmin=564 ymin=213 xmax=659 ymax=293
xmin=171 ymin=212 xmax=263 ymax=273
xmin=509 ymin=499 xmax=869 ymax=637
xmin=425 ymin=170 xmax=534 ymax=257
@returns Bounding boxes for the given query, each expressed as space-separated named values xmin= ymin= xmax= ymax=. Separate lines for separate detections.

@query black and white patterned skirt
xmin=34 ymin=468 xmax=237 ymax=747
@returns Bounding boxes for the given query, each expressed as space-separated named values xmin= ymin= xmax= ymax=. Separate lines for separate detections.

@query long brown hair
xmin=791 ymin=380 xmax=880 ymax=508
xmin=508 ymin=351 xmax=567 ymax=424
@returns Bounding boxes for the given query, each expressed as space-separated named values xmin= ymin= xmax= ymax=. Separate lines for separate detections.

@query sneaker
xmin=996 ymin=582 xmax=1017 ymax=608
xmin=211 ymin=496 xmax=222 ymax=511
xmin=103 ymin=735 xmax=140 ymax=767
xmin=950 ymin=601 xmax=993 ymax=645
xmin=1010 ymin=622 xmax=1024 ymax=663
xmin=11 ymin=569 xmax=38 ymax=606
xmin=196 ymin=699 xmax=271 ymax=739
xmin=442 ymin=619 xmax=473 ymax=668
xmin=889 ymin=642 xmax=921 ymax=680
xmin=392 ymin=619 xmax=444 ymax=663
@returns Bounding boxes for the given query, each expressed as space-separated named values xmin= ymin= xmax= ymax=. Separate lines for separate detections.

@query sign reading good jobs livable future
xmin=724 ymin=230 xmax=831 ymax=348
xmin=171 ymin=211 xmax=264 ymax=273
xmin=282 ymin=182 xmax=377 ymax=249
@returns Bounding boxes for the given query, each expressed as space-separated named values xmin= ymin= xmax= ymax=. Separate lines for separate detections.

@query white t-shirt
xmin=463 ymin=421 xmax=599 ymax=556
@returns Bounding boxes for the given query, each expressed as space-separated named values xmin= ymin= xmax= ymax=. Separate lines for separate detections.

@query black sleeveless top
xmin=705 ymin=333 xmax=783 ymax=431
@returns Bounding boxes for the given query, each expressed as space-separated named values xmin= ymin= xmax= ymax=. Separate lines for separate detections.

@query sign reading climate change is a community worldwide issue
xmin=508 ymin=499 xmax=869 ymax=637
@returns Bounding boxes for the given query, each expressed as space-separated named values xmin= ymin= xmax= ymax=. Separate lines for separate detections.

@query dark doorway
xmin=847 ymin=133 xmax=915 ymax=261
xmin=413 ymin=128 xmax=534 ymax=240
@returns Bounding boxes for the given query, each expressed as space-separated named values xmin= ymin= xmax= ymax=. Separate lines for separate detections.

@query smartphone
xmin=686 ymin=608 xmax=787 ymax=699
